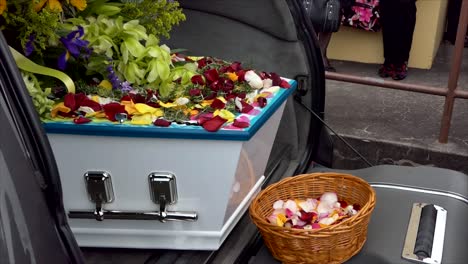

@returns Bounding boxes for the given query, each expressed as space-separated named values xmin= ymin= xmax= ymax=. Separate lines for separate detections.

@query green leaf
xmin=146 ymin=34 xmax=159 ymax=47
xmin=123 ymin=38 xmax=146 ymax=58
xmin=146 ymin=60 xmax=159 ymax=83
xmin=159 ymin=81 xmax=174 ymax=98
xmin=121 ymin=43 xmax=129 ymax=64
xmin=155 ymin=59 xmax=170 ymax=81
xmin=146 ymin=46 xmax=161 ymax=58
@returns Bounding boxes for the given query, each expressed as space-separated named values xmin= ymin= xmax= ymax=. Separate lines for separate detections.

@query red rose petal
xmin=203 ymin=92 xmax=216 ymax=100
xmin=233 ymin=119 xmax=249 ymax=128
xmin=285 ymin=208 xmax=294 ymax=218
xmin=211 ymin=98 xmax=226 ymax=109
xmin=223 ymin=79 xmax=234 ymax=92
xmin=230 ymin=62 xmax=242 ymax=72
xmin=103 ymin=103 xmax=127 ymax=122
xmin=299 ymin=210 xmax=316 ymax=222
xmin=64 ymin=93 xmax=77 ymax=111
xmin=236 ymin=70 xmax=246 ymax=82
xmin=81 ymin=99 xmax=101 ymax=112
xmin=240 ymin=101 xmax=253 ymax=113
xmin=197 ymin=58 xmax=207 ymax=68
xmin=203 ymin=69 xmax=219 ymax=83
xmin=154 ymin=119 xmax=172 ymax=127
xmin=280 ymin=79 xmax=291 ymax=88
xmin=146 ymin=102 xmax=160 ymax=108
xmin=130 ymin=94 xmax=145 ymax=104
xmin=270 ymin=72 xmax=282 ymax=86
xmin=338 ymin=200 xmax=348 ymax=208
xmin=197 ymin=113 xmax=213 ymax=125
xmin=73 ymin=116 xmax=91 ymax=124
xmin=257 ymin=97 xmax=267 ymax=108
xmin=189 ymin=89 xmax=202 ymax=97
xmin=202 ymin=116 xmax=227 ymax=132
xmin=120 ymin=95 xmax=132 ymax=102
xmin=191 ymin=75 xmax=205 ymax=85
xmin=353 ymin=204 xmax=361 ymax=211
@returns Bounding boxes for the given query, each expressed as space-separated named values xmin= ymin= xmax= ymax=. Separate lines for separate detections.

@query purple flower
xmin=121 ymin=81 xmax=133 ymax=92
xmin=58 ymin=26 xmax=91 ymax=70
xmin=107 ymin=64 xmax=122 ymax=90
xmin=24 ymin=34 xmax=35 ymax=57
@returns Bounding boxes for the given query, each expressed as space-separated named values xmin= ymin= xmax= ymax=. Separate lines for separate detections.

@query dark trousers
xmin=380 ymin=0 xmax=417 ymax=64
xmin=445 ymin=0 xmax=466 ymax=44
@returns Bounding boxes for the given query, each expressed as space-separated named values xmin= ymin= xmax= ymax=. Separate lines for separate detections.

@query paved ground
xmin=325 ymin=43 xmax=468 ymax=174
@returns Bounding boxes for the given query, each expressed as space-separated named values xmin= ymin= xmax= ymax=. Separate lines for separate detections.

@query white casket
xmin=44 ymin=80 xmax=296 ymax=250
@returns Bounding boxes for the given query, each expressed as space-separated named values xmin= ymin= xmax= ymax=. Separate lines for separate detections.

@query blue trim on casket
xmin=43 ymin=80 xmax=296 ymax=141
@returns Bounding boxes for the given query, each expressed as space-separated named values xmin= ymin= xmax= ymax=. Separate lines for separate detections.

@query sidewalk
xmin=325 ymin=43 xmax=468 ymax=174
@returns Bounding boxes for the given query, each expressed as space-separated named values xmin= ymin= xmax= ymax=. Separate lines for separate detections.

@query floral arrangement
xmin=267 ymin=192 xmax=360 ymax=229
xmin=1 ymin=0 xmax=291 ymax=132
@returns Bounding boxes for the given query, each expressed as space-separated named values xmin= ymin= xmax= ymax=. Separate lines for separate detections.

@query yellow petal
xmin=121 ymin=100 xmax=137 ymax=115
xmin=33 ymin=0 xmax=48 ymax=12
xmin=91 ymin=95 xmax=100 ymax=103
xmin=214 ymin=109 xmax=235 ymax=122
xmin=95 ymin=112 xmax=107 ymax=118
xmin=255 ymin=92 xmax=271 ymax=100
xmin=226 ymin=72 xmax=238 ymax=82
xmin=152 ymin=108 xmax=164 ymax=117
xmin=159 ymin=101 xmax=178 ymax=108
xmin=201 ymin=100 xmax=214 ymax=107
xmin=190 ymin=109 xmax=199 ymax=116
xmin=0 ymin=0 xmax=7 ymax=15
xmin=135 ymin=103 xmax=158 ymax=114
xmin=130 ymin=113 xmax=152 ymax=125
xmin=98 ymin=80 xmax=113 ymax=90
xmin=47 ymin=0 xmax=63 ymax=12
xmin=276 ymin=213 xmax=287 ymax=227
xmin=216 ymin=96 xmax=227 ymax=103
xmin=51 ymin=102 xmax=70 ymax=118
xmin=70 ymin=0 xmax=87 ymax=11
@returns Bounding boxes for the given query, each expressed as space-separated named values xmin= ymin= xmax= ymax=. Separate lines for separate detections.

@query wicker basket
xmin=249 ymin=172 xmax=376 ymax=264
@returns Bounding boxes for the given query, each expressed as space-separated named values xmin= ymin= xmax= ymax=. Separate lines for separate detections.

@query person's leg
xmin=392 ymin=0 xmax=417 ymax=80
xmin=378 ymin=0 xmax=398 ymax=77
xmin=317 ymin=32 xmax=336 ymax=71
xmin=379 ymin=0 xmax=417 ymax=80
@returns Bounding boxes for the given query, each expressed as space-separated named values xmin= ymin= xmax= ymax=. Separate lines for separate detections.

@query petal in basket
xmin=249 ymin=172 xmax=376 ymax=264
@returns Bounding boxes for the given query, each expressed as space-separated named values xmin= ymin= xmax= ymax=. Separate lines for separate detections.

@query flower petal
xmin=233 ymin=119 xmax=249 ymax=128
xmin=154 ymin=119 xmax=172 ymax=127
xmin=203 ymin=69 xmax=219 ymax=83
xmin=202 ymin=116 xmax=227 ymax=132
xmin=191 ymin=75 xmax=205 ymax=85
xmin=64 ymin=93 xmax=77 ymax=111
xmin=239 ymin=101 xmax=253 ymax=114
xmin=73 ymin=116 xmax=91 ymax=124
xmin=211 ymin=99 xmax=225 ymax=109
xmin=130 ymin=113 xmax=153 ymax=125
xmin=257 ymin=97 xmax=267 ymax=108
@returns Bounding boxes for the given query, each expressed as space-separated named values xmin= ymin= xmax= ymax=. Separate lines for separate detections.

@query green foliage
xmin=120 ymin=0 xmax=185 ymax=39
xmin=68 ymin=15 xmax=196 ymax=97
xmin=2 ymin=4 xmax=60 ymax=54
xmin=22 ymin=72 xmax=54 ymax=117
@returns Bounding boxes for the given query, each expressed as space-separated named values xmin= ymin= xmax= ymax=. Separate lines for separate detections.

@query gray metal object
xmin=69 ymin=171 xmax=197 ymax=222
xmin=402 ymin=203 xmax=447 ymax=264
xmin=84 ymin=171 xmax=114 ymax=204
xmin=149 ymin=172 xmax=178 ymax=205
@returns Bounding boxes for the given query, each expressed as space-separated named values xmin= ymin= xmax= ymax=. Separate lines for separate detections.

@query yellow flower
xmin=69 ymin=0 xmax=86 ymax=11
xmin=134 ymin=103 xmax=163 ymax=116
xmin=276 ymin=213 xmax=287 ymax=227
xmin=0 ymin=0 xmax=7 ymax=15
xmin=130 ymin=114 xmax=153 ymax=125
xmin=213 ymin=109 xmax=235 ymax=122
xmin=121 ymin=100 xmax=137 ymax=115
xmin=226 ymin=72 xmax=238 ymax=82
xmin=98 ymin=80 xmax=113 ymax=90
xmin=159 ymin=101 xmax=178 ymax=108
xmin=51 ymin=102 xmax=70 ymax=118
xmin=34 ymin=0 xmax=63 ymax=12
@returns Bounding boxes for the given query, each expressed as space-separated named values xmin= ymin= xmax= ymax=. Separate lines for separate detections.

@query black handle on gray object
xmin=414 ymin=204 xmax=438 ymax=259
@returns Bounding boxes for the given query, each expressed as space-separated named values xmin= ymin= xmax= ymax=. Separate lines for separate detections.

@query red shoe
xmin=393 ymin=63 xmax=408 ymax=80
xmin=378 ymin=63 xmax=394 ymax=78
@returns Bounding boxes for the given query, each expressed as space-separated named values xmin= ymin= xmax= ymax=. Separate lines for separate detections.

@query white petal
xmin=244 ymin=70 xmax=264 ymax=89
xmin=78 ymin=106 xmax=95 ymax=114
xmin=320 ymin=192 xmax=338 ymax=207
xmin=262 ymin=78 xmax=273 ymax=88
xmin=235 ymin=97 xmax=243 ymax=111
xmin=273 ymin=200 xmax=284 ymax=210
xmin=176 ymin=97 xmax=190 ymax=105
xmin=284 ymin=200 xmax=298 ymax=214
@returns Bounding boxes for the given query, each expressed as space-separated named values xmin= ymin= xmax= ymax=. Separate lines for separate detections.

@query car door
xmin=0 ymin=33 xmax=84 ymax=264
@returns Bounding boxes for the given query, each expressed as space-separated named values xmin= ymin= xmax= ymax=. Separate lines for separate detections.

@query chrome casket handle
xmin=68 ymin=171 xmax=198 ymax=222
